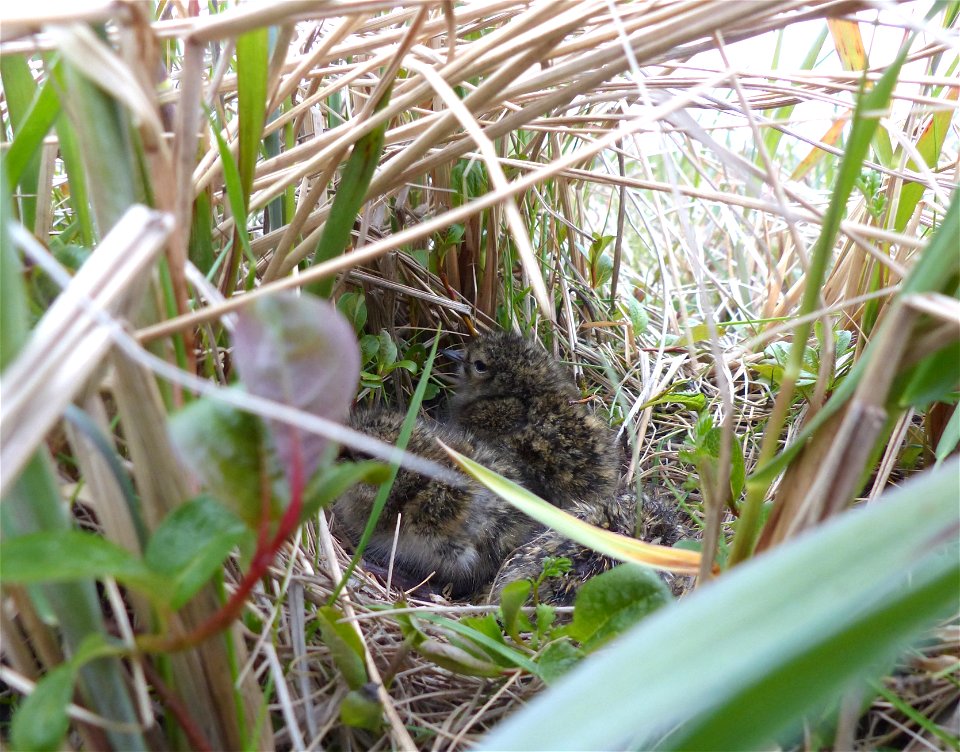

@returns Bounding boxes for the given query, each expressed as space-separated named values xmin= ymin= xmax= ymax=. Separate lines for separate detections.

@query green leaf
xmin=643 ymin=389 xmax=707 ymax=412
xmin=233 ymin=293 xmax=361 ymax=486
xmin=620 ymin=293 xmax=649 ymax=334
xmin=898 ymin=342 xmax=960 ymax=410
xmin=460 ymin=614 xmax=513 ymax=665
xmin=500 ymin=579 xmax=532 ymax=642
xmin=1 ymin=165 xmax=29 ymax=369
xmin=416 ymin=638 xmax=504 ymax=678
xmin=340 ymin=685 xmax=383 ymax=731
xmin=236 ymin=27 xmax=268 ymax=205
xmin=376 ymin=330 xmax=398 ymax=367
xmin=385 ymin=359 xmax=418 ymax=375
xmin=0 ymin=54 xmax=42 ymax=229
xmin=302 ymin=460 xmax=390 ymax=523
xmin=336 ymin=291 xmax=368 ymax=333
xmin=537 ymin=639 xmax=584 ymax=686
xmin=11 ymin=664 xmax=74 ymax=752
xmin=410 ymin=613 xmax=541 ymax=675
xmin=210 ymin=112 xmax=253 ymax=264
xmin=2 ymin=59 xmax=61 ymax=188
xmin=480 ymin=460 xmax=960 ymax=751
xmin=935 ymin=405 xmax=959 ymax=466
xmin=568 ymin=565 xmax=671 ymax=650
xmin=314 ymin=605 xmax=368 ymax=690
xmin=307 ymin=83 xmax=393 ymax=297
xmin=144 ymin=496 xmax=250 ymax=610
xmin=0 ymin=530 xmax=160 ymax=593
xmin=168 ymin=391 xmax=284 ymax=530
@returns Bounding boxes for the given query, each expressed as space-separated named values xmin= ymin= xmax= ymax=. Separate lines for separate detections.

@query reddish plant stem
xmin=140 ymin=657 xmax=215 ymax=752
xmin=139 ymin=430 xmax=306 ymax=653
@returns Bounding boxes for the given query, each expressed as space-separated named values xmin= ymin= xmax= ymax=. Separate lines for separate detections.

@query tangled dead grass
xmin=1 ymin=0 xmax=957 ymax=749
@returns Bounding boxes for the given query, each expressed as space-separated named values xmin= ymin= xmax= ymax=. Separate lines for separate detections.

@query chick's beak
xmin=441 ymin=347 xmax=466 ymax=363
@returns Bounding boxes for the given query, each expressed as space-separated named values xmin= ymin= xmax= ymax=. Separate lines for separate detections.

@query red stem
xmin=139 ymin=429 xmax=306 ymax=653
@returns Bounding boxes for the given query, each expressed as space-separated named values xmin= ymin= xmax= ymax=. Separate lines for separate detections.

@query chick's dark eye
xmin=473 ymin=359 xmax=487 ymax=373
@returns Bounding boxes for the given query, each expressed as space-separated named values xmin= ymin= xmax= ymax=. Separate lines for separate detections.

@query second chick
xmin=334 ymin=409 xmax=541 ymax=598
xmin=447 ymin=332 xmax=620 ymax=510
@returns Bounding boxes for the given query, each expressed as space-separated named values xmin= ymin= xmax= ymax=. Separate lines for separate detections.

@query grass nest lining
xmin=1 ymin=0 xmax=957 ymax=750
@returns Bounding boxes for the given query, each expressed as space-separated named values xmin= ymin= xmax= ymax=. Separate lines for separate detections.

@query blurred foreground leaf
xmin=481 ymin=459 xmax=960 ymax=751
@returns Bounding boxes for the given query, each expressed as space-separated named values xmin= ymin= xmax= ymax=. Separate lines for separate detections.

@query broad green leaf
xmin=417 ymin=638 xmax=503 ymax=678
xmin=480 ymin=459 xmax=960 ymax=751
xmin=376 ymin=329 xmax=398 ymax=366
xmin=336 ymin=291 xmax=368 ymax=333
xmin=899 ymin=341 xmax=960 ymax=409
xmin=642 ymin=389 xmax=707 ymax=412
xmin=340 ymin=686 xmax=383 ymax=731
xmin=682 ymin=322 xmax=727 ymax=345
xmin=168 ymin=391 xmax=285 ymax=530
xmin=413 ymin=612 xmax=540 ymax=675
xmin=315 ymin=605 xmax=368 ymax=690
xmin=500 ymin=579 xmax=532 ymax=642
xmin=537 ymin=639 xmax=583 ymax=686
xmin=307 ymin=84 xmax=393 ymax=298
xmin=620 ymin=293 xmax=649 ymax=334
xmin=11 ymin=664 xmax=74 ymax=752
xmin=568 ymin=565 xmax=671 ymax=650
xmin=144 ymin=496 xmax=251 ymax=610
xmin=301 ymin=460 xmax=390 ymax=523
xmin=0 ymin=530 xmax=160 ymax=593
xmin=442 ymin=444 xmax=704 ymax=575
xmin=233 ymin=293 xmax=360 ymax=487
xmin=460 ymin=614 xmax=514 ymax=666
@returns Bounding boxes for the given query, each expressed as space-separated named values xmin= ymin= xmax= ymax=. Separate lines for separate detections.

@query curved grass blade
xmin=441 ymin=443 xmax=705 ymax=575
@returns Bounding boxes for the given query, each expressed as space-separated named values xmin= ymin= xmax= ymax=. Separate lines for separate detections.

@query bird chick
xmin=447 ymin=333 xmax=620 ymax=511
xmin=334 ymin=409 xmax=541 ymax=598
xmin=487 ymin=489 xmax=690 ymax=606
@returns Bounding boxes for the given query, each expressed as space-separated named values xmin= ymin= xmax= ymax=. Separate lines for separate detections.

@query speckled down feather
xmin=334 ymin=409 xmax=541 ymax=597
xmin=448 ymin=332 xmax=620 ymax=510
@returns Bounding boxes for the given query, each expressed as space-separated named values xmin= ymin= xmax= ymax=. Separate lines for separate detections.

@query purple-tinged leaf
xmin=233 ymin=293 xmax=361 ymax=487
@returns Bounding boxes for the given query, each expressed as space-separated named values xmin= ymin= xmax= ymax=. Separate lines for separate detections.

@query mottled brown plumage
xmin=447 ymin=333 xmax=620 ymax=511
xmin=488 ymin=489 xmax=690 ymax=605
xmin=334 ymin=409 xmax=541 ymax=597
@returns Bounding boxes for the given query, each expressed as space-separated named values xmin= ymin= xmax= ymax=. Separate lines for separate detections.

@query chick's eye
xmin=472 ymin=359 xmax=487 ymax=374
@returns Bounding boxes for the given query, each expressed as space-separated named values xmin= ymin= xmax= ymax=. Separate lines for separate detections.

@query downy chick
xmin=447 ymin=332 xmax=620 ymax=510
xmin=488 ymin=489 xmax=690 ymax=606
xmin=333 ymin=409 xmax=541 ymax=598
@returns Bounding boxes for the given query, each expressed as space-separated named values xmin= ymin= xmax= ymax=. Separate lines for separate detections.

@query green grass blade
xmin=733 ymin=38 xmax=917 ymax=563
xmin=2 ymin=59 xmax=61 ymax=189
xmin=236 ymin=27 xmax=269 ymax=207
xmin=751 ymin=191 xmax=959 ymax=486
xmin=307 ymin=84 xmax=393 ymax=298
xmin=1 ymin=54 xmax=43 ymax=229
xmin=480 ymin=460 xmax=960 ymax=751
xmin=330 ymin=326 xmax=440 ymax=601
xmin=211 ymin=113 xmax=254 ymax=266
